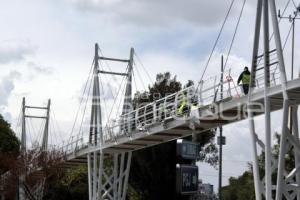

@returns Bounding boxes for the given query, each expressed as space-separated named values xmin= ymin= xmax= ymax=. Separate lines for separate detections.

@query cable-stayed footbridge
xmin=6 ymin=0 xmax=300 ymax=199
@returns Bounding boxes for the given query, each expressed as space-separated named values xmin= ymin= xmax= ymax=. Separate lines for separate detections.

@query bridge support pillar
xmin=88 ymin=151 xmax=132 ymax=200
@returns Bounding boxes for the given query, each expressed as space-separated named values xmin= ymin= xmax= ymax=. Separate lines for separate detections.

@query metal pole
xmin=263 ymin=0 xmax=272 ymax=198
xmin=269 ymin=0 xmax=288 ymax=96
xmin=122 ymin=48 xmax=134 ymax=115
xmin=98 ymin=151 xmax=104 ymax=199
xmin=247 ymin=0 xmax=263 ymax=199
xmin=292 ymin=106 xmax=300 ymax=199
xmin=291 ymin=18 xmax=295 ymax=80
xmin=94 ymin=44 xmax=100 ymax=145
xmin=21 ymin=97 xmax=26 ymax=152
xmin=113 ymin=153 xmax=118 ymax=200
xmin=269 ymin=0 xmax=290 ymax=199
xmin=42 ymin=99 xmax=51 ymax=151
xmin=122 ymin=152 xmax=132 ymax=200
xmin=218 ymin=55 xmax=224 ymax=200
xmin=93 ymin=152 xmax=97 ymax=200
xmin=87 ymin=153 xmax=92 ymax=200
xmin=19 ymin=98 xmax=26 ymax=200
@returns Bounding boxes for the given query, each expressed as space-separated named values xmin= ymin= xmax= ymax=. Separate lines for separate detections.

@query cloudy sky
xmin=0 ymin=0 xmax=299 ymax=191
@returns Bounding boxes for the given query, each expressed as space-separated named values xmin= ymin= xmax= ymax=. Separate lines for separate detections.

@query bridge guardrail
xmin=62 ymin=65 xmax=281 ymax=155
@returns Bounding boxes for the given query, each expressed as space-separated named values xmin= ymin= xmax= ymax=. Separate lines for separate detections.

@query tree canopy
xmin=222 ymin=134 xmax=295 ymax=200
xmin=0 ymin=114 xmax=20 ymax=154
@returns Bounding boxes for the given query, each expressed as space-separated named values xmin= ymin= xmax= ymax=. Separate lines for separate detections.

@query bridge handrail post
xmin=153 ymin=103 xmax=157 ymax=123
xmin=227 ymin=69 xmax=232 ymax=98
xmin=213 ymin=75 xmax=217 ymax=100
xmin=199 ymin=80 xmax=204 ymax=106
xmin=163 ymin=95 xmax=167 ymax=119
xmin=272 ymin=72 xmax=276 ymax=85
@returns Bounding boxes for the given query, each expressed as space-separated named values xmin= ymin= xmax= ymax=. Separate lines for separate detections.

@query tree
xmin=0 ymin=114 xmax=20 ymax=176
xmin=222 ymin=134 xmax=296 ymax=200
xmin=44 ymin=166 xmax=88 ymax=200
xmin=129 ymin=72 xmax=218 ymax=200
xmin=222 ymin=171 xmax=255 ymax=200
xmin=0 ymin=114 xmax=20 ymax=154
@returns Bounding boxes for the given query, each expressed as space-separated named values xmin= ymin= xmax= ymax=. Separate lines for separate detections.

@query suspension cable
xmin=98 ymin=74 xmax=110 ymax=124
xmin=98 ymin=47 xmax=120 ymax=84
xmin=274 ymin=22 xmax=293 ymax=72
xmin=211 ymin=0 xmax=246 ymax=101
xmin=114 ymin=78 xmax=128 ymax=120
xmin=105 ymin=66 xmax=128 ymax=126
xmin=134 ymin=52 xmax=155 ymax=86
xmin=194 ymin=0 xmax=236 ymax=94
xmin=78 ymin=71 xmax=93 ymax=142
xmin=256 ymin=0 xmax=292 ymax=66
xmin=292 ymin=0 xmax=298 ymax=9
xmin=99 ymin=61 xmax=117 ymax=100
xmin=134 ymin=63 xmax=147 ymax=91
xmin=68 ymin=58 xmax=94 ymax=142
xmin=50 ymin=109 xmax=64 ymax=142
xmin=224 ymin=0 xmax=247 ymax=70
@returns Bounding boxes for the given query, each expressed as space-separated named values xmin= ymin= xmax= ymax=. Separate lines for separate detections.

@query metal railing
xmin=62 ymin=66 xmax=282 ymax=155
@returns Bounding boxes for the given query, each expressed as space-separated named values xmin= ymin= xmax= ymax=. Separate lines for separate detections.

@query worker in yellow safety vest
xmin=178 ymin=94 xmax=188 ymax=116
xmin=237 ymin=66 xmax=251 ymax=95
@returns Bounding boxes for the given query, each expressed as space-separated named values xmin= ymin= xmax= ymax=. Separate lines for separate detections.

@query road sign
xmin=217 ymin=136 xmax=226 ymax=145
xmin=176 ymin=164 xmax=198 ymax=195
xmin=176 ymin=139 xmax=200 ymax=160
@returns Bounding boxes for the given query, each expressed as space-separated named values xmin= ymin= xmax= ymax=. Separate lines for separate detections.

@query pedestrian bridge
xmin=63 ymin=70 xmax=300 ymax=166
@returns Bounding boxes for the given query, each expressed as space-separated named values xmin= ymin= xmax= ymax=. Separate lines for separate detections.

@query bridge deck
xmin=63 ymin=78 xmax=300 ymax=167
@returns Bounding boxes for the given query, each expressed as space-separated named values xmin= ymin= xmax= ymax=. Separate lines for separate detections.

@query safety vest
xmin=178 ymin=96 xmax=188 ymax=115
xmin=242 ymin=73 xmax=250 ymax=84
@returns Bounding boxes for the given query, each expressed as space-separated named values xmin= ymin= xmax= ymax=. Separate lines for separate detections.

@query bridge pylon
xmin=88 ymin=43 xmax=133 ymax=200
xmin=19 ymin=97 xmax=51 ymax=200
xmin=248 ymin=0 xmax=300 ymax=199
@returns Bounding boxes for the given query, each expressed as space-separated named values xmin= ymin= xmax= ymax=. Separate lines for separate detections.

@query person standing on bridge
xmin=237 ymin=66 xmax=251 ymax=95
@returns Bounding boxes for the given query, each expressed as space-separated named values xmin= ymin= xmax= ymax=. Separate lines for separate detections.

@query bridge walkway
xmin=62 ymin=77 xmax=300 ymax=168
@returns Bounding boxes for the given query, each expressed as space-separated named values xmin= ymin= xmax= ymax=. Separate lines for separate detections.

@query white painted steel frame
xmin=248 ymin=0 xmax=300 ymax=199
xmin=87 ymin=151 xmax=132 ymax=200
xmin=87 ymin=43 xmax=133 ymax=200
xmin=19 ymin=98 xmax=51 ymax=200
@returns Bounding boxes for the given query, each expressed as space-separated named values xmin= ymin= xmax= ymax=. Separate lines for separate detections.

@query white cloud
xmin=27 ymin=61 xmax=54 ymax=76
xmin=0 ymin=71 xmax=21 ymax=107
xmin=0 ymin=40 xmax=36 ymax=64
xmin=70 ymin=0 xmax=244 ymax=27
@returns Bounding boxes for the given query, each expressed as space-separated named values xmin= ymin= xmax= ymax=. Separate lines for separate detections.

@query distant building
xmin=193 ymin=179 xmax=217 ymax=200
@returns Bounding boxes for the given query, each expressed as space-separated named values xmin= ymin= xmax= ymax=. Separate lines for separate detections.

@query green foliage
xmin=0 ymin=114 xmax=20 ymax=175
xmin=0 ymin=114 xmax=20 ymax=153
xmin=222 ymin=171 xmax=255 ymax=200
xmin=44 ymin=166 xmax=88 ymax=200
xmin=222 ymin=134 xmax=296 ymax=200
